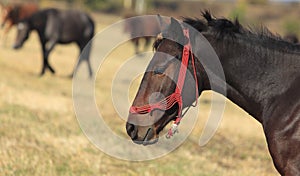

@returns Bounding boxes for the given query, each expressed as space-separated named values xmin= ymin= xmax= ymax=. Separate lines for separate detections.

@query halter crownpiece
xmin=129 ymin=27 xmax=199 ymax=139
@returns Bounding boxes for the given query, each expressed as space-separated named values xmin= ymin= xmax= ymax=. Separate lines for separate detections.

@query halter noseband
xmin=129 ymin=28 xmax=199 ymax=138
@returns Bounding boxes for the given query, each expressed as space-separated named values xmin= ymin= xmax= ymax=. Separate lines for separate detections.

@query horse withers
xmin=13 ymin=8 xmax=94 ymax=77
xmin=126 ymin=12 xmax=300 ymax=175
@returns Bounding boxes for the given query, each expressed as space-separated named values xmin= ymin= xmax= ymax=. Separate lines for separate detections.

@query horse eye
xmin=154 ymin=67 xmax=165 ymax=75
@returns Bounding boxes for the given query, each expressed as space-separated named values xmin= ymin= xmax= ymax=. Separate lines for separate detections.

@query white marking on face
xmin=18 ymin=23 xmax=25 ymax=30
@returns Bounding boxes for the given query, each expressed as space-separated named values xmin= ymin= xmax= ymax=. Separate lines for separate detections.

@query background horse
xmin=0 ymin=2 xmax=38 ymax=42
xmin=284 ymin=33 xmax=299 ymax=43
xmin=13 ymin=8 xmax=94 ymax=77
xmin=124 ymin=13 xmax=161 ymax=54
xmin=126 ymin=12 xmax=300 ymax=175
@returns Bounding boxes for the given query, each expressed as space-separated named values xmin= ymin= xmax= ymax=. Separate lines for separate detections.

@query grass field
xmin=0 ymin=9 xmax=282 ymax=176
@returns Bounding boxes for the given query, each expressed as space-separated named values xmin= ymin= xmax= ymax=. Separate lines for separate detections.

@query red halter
xmin=129 ymin=28 xmax=199 ymax=138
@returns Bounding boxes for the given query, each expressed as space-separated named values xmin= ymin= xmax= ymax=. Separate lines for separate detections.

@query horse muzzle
xmin=126 ymin=113 xmax=160 ymax=145
xmin=12 ymin=43 xmax=22 ymax=50
xmin=126 ymin=122 xmax=158 ymax=145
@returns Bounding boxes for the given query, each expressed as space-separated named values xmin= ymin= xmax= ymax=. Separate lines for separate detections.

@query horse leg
xmin=45 ymin=57 xmax=55 ymax=74
xmin=86 ymin=56 xmax=93 ymax=78
xmin=40 ymin=42 xmax=55 ymax=76
xmin=44 ymin=41 xmax=56 ymax=74
xmin=85 ymin=44 xmax=93 ymax=78
xmin=70 ymin=54 xmax=84 ymax=78
xmin=40 ymin=57 xmax=47 ymax=76
xmin=133 ymin=38 xmax=139 ymax=54
xmin=265 ymin=132 xmax=300 ymax=175
xmin=144 ymin=37 xmax=151 ymax=51
xmin=41 ymin=52 xmax=55 ymax=76
xmin=82 ymin=42 xmax=93 ymax=78
xmin=264 ymin=109 xmax=300 ymax=175
xmin=72 ymin=42 xmax=93 ymax=78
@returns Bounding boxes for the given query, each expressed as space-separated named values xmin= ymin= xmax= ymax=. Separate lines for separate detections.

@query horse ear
xmin=166 ymin=17 xmax=185 ymax=44
xmin=157 ymin=14 xmax=169 ymax=32
xmin=202 ymin=10 xmax=213 ymax=22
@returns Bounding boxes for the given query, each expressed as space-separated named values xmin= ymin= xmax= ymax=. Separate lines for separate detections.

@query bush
xmin=283 ymin=19 xmax=300 ymax=35
xmin=229 ymin=2 xmax=247 ymax=23
xmin=247 ymin=0 xmax=268 ymax=5
xmin=83 ymin=0 xmax=123 ymax=13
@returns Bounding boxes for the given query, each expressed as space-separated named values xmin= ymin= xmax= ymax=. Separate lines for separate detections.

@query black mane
xmin=153 ymin=10 xmax=299 ymax=52
xmin=184 ymin=11 xmax=243 ymax=39
xmin=184 ymin=10 xmax=287 ymax=44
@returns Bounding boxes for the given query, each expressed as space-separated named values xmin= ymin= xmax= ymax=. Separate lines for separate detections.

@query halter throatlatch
xmin=129 ymin=28 xmax=199 ymax=138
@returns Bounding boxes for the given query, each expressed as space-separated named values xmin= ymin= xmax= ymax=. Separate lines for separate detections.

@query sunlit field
xmin=0 ymin=4 xmax=292 ymax=175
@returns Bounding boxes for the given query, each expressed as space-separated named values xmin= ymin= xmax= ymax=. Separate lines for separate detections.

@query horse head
xmin=126 ymin=17 xmax=207 ymax=145
xmin=13 ymin=21 xmax=30 ymax=49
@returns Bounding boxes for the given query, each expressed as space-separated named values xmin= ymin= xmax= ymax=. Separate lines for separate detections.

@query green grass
xmin=283 ymin=19 xmax=300 ymax=35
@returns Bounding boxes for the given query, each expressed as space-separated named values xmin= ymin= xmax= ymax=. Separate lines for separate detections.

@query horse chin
xmin=133 ymin=127 xmax=159 ymax=145
xmin=133 ymin=138 xmax=159 ymax=146
xmin=128 ymin=109 xmax=178 ymax=145
xmin=142 ymin=138 xmax=159 ymax=146
xmin=135 ymin=111 xmax=178 ymax=146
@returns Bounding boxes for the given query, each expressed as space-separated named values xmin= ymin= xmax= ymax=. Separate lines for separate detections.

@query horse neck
xmin=28 ymin=14 xmax=45 ymax=34
xmin=204 ymin=35 xmax=300 ymax=122
xmin=9 ymin=6 xmax=20 ymax=24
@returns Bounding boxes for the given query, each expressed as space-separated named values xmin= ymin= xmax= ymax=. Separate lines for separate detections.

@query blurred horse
xmin=0 ymin=2 xmax=38 ymax=42
xmin=13 ymin=8 xmax=95 ymax=77
xmin=124 ymin=14 xmax=161 ymax=54
xmin=284 ymin=33 xmax=299 ymax=44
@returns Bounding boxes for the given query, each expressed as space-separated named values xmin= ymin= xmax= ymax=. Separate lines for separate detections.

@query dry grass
xmin=0 ymin=8 xmax=283 ymax=176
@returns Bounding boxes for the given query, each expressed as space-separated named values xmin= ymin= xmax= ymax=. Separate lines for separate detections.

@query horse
xmin=284 ymin=33 xmax=299 ymax=44
xmin=13 ymin=8 xmax=94 ymax=77
xmin=0 ymin=2 xmax=38 ymax=41
xmin=124 ymin=13 xmax=161 ymax=54
xmin=126 ymin=11 xmax=300 ymax=175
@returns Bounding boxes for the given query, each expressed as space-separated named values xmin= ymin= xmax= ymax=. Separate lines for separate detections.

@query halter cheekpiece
xmin=129 ymin=26 xmax=199 ymax=138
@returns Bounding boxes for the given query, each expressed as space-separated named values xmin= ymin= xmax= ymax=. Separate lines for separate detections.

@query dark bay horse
xmin=13 ymin=8 xmax=94 ymax=77
xmin=124 ymin=14 xmax=161 ymax=54
xmin=1 ymin=3 xmax=38 ymax=39
xmin=126 ymin=12 xmax=300 ymax=175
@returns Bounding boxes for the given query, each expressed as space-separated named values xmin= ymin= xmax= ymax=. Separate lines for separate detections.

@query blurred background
xmin=0 ymin=0 xmax=299 ymax=175
xmin=3 ymin=0 xmax=300 ymax=34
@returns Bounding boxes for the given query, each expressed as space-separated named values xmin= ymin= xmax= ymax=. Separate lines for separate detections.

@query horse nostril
xmin=126 ymin=122 xmax=138 ymax=140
